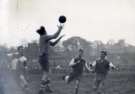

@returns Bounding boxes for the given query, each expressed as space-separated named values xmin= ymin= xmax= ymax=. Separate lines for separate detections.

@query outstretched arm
xmin=109 ymin=62 xmax=119 ymax=70
xmin=85 ymin=62 xmax=93 ymax=72
xmin=69 ymin=58 xmax=77 ymax=67
xmin=85 ymin=61 xmax=96 ymax=72
xmin=50 ymin=35 xmax=64 ymax=46
xmin=47 ymin=25 xmax=63 ymax=41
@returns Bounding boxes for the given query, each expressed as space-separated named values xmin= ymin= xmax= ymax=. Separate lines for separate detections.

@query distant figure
xmin=37 ymin=25 xmax=64 ymax=94
xmin=63 ymin=48 xmax=89 ymax=94
xmin=7 ymin=52 xmax=18 ymax=70
xmin=17 ymin=46 xmax=28 ymax=89
xmin=11 ymin=58 xmax=18 ymax=70
xmin=7 ymin=47 xmax=28 ymax=89
xmin=90 ymin=51 xmax=118 ymax=94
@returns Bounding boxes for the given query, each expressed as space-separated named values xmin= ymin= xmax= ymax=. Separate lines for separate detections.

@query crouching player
xmin=90 ymin=51 xmax=118 ymax=94
xmin=63 ymin=48 xmax=90 ymax=94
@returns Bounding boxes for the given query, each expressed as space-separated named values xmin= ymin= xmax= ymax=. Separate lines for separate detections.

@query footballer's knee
xmin=65 ymin=75 xmax=70 ymax=83
xmin=76 ymin=80 xmax=80 ymax=85
xmin=41 ymin=79 xmax=50 ymax=86
xmin=75 ymin=80 xmax=80 ymax=88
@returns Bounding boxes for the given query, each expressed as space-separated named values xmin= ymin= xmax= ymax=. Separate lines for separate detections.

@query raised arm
xmin=46 ymin=25 xmax=63 ymax=41
xmin=50 ymin=35 xmax=64 ymax=46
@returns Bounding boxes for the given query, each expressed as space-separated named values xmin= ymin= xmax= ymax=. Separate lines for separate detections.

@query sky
xmin=0 ymin=0 xmax=135 ymax=47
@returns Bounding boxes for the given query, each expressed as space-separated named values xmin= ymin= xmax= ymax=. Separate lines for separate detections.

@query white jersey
xmin=11 ymin=56 xmax=27 ymax=70
xmin=18 ymin=56 xmax=27 ymax=62
xmin=11 ymin=58 xmax=18 ymax=70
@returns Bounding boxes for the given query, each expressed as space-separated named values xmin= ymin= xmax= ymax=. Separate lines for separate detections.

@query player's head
xmin=17 ymin=46 xmax=23 ymax=55
xmin=78 ymin=48 xmax=84 ymax=57
xmin=100 ymin=51 xmax=107 ymax=59
xmin=36 ymin=26 xmax=47 ymax=36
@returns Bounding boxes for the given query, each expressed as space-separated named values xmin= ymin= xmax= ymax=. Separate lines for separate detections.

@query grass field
xmin=23 ymin=64 xmax=135 ymax=94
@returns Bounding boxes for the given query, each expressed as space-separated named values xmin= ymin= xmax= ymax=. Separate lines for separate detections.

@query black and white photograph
xmin=0 ymin=0 xmax=135 ymax=94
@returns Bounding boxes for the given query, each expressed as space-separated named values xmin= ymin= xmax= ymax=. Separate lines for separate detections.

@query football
xmin=59 ymin=15 xmax=66 ymax=23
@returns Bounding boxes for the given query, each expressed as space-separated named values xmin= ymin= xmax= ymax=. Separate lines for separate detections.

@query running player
xmin=63 ymin=48 xmax=90 ymax=94
xmin=17 ymin=46 xmax=28 ymax=89
xmin=90 ymin=51 xmax=118 ymax=94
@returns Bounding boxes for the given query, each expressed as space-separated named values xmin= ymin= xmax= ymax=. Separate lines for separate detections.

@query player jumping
xmin=37 ymin=25 xmax=64 ymax=94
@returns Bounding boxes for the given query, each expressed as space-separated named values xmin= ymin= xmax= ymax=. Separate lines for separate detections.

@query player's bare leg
xmin=20 ymin=74 xmax=28 ymax=88
xmin=65 ymin=75 xmax=70 ymax=83
xmin=100 ymin=81 xmax=106 ymax=94
xmin=38 ymin=71 xmax=52 ymax=94
xmin=75 ymin=80 xmax=80 ymax=94
xmin=93 ymin=79 xmax=102 ymax=94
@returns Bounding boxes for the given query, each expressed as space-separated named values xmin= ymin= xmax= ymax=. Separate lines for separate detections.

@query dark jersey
xmin=72 ymin=57 xmax=86 ymax=74
xmin=95 ymin=59 xmax=110 ymax=74
xmin=39 ymin=35 xmax=50 ymax=55
xmin=39 ymin=28 xmax=62 ymax=55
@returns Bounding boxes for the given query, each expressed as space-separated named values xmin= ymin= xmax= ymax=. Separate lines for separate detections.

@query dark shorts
xmin=68 ymin=71 xmax=82 ymax=83
xmin=39 ymin=54 xmax=49 ymax=72
xmin=95 ymin=73 xmax=107 ymax=82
